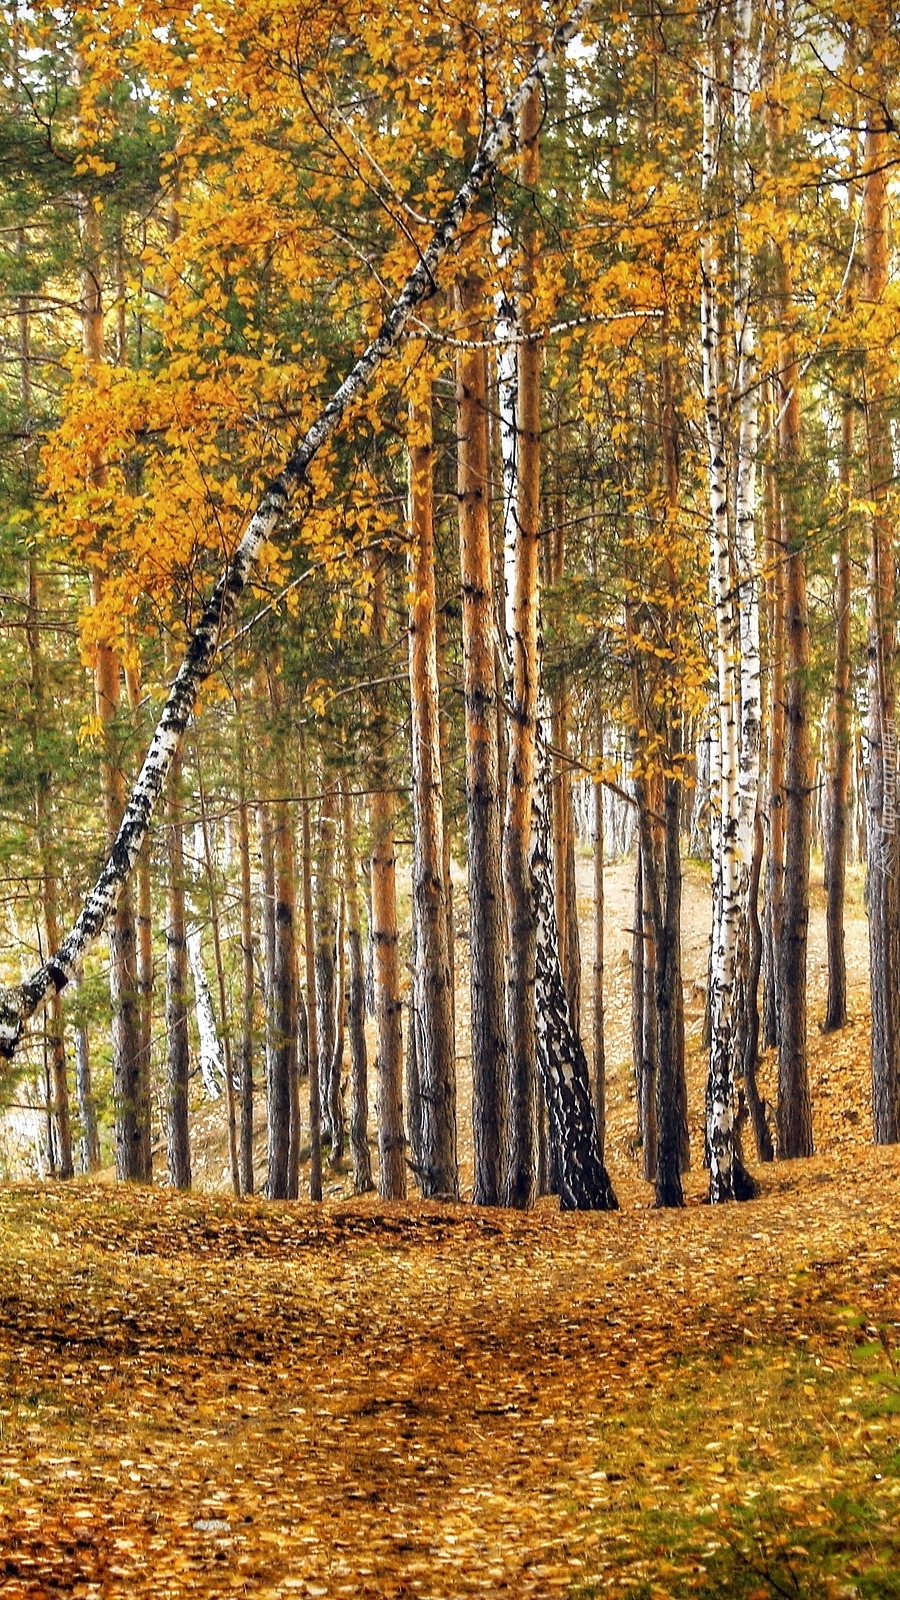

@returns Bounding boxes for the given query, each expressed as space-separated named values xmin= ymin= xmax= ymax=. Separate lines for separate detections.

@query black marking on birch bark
xmin=532 ymin=727 xmax=617 ymax=1211
xmin=0 ymin=0 xmax=594 ymax=1063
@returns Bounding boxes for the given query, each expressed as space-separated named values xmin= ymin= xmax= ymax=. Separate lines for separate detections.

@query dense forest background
xmin=0 ymin=0 xmax=898 ymax=1209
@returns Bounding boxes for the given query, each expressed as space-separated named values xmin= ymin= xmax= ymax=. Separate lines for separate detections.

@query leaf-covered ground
xmin=2 ymin=1149 xmax=900 ymax=1599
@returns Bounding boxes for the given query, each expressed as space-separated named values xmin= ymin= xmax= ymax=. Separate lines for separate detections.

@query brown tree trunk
xmin=73 ymin=969 xmax=100 ymax=1173
xmin=316 ymin=781 xmax=343 ymax=1171
xmin=762 ymin=412 xmax=786 ymax=1054
xmin=125 ymin=663 xmax=153 ymax=1182
xmin=408 ymin=389 xmax=458 ymax=1197
xmin=299 ymin=736 xmax=323 ymax=1200
xmin=771 ymin=191 xmax=814 ymax=1161
xmin=342 ymin=784 xmax=373 ymax=1194
xmin=272 ymin=761 xmax=301 ymax=1199
xmin=81 ymin=196 xmax=146 ymax=1182
xmin=863 ymin=48 xmax=900 ymax=1142
xmin=824 ymin=399 xmax=854 ymax=1032
xmin=166 ymin=737 xmax=191 ymax=1190
xmin=592 ymin=720 xmax=606 ymax=1155
xmin=236 ymin=770 xmax=256 ymax=1195
xmin=370 ymin=555 xmax=406 ymax=1199
xmin=455 ymin=271 xmax=505 ymax=1205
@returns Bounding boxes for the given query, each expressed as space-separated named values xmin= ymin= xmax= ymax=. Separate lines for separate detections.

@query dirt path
xmin=2 ymin=1142 xmax=900 ymax=1598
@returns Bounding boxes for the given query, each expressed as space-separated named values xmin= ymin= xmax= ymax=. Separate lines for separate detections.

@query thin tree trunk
xmin=82 ymin=191 xmax=146 ymax=1182
xmin=455 ymin=270 xmax=505 ymax=1206
xmin=236 ymin=774 xmax=256 ymax=1195
xmin=763 ymin=411 xmax=786 ymax=1051
xmin=342 ymin=784 xmax=373 ymax=1193
xmin=824 ymin=398 xmax=854 ymax=1032
xmin=299 ymin=736 xmax=323 ymax=1200
xmin=196 ymin=765 xmax=241 ymax=1196
xmin=592 ymin=719 xmax=606 ymax=1155
xmin=500 ymin=66 xmax=541 ymax=1210
xmin=166 ymin=738 xmax=191 ymax=1190
xmin=863 ymin=42 xmax=900 ymax=1143
xmin=408 ymin=389 xmax=458 ymax=1197
xmin=73 ymin=970 xmax=100 ymax=1173
xmin=370 ymin=556 xmax=406 ymax=1199
xmin=773 ymin=215 xmax=814 ymax=1161
xmin=125 ymin=663 xmax=153 ymax=1182
xmin=316 ymin=781 xmax=342 ymax=1170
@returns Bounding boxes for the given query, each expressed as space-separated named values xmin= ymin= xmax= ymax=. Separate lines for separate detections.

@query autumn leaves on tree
xmin=0 ymin=0 xmax=898 ymax=1208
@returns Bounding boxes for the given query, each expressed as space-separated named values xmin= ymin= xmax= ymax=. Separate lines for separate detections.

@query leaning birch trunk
xmin=863 ymin=41 xmax=900 ymax=1143
xmin=0 ymin=0 xmax=595 ymax=1062
xmin=407 ymin=388 xmax=458 ymax=1198
xmin=454 ymin=269 xmax=505 ymax=1205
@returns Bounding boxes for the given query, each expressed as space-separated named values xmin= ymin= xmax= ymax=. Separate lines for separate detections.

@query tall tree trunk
xmin=863 ymin=37 xmax=900 ymax=1143
xmin=700 ymin=0 xmax=759 ymax=1202
xmin=549 ymin=496 xmax=581 ymax=1028
xmin=824 ymin=398 xmax=854 ymax=1032
xmin=370 ymin=556 xmax=406 ymax=1199
xmin=342 ymin=784 xmax=373 ymax=1194
xmin=125 ymin=663 xmax=153 ymax=1182
xmin=455 ymin=271 xmax=505 ymax=1205
xmin=316 ymin=781 xmax=343 ymax=1170
xmin=407 ymin=389 xmax=458 ymax=1197
xmin=196 ymin=767 xmax=241 ymax=1195
xmin=763 ymin=411 xmax=786 ymax=1051
xmin=21 ymin=268 xmax=73 ymax=1181
xmin=299 ymin=736 xmax=323 ymax=1200
xmin=771 ymin=185 xmax=814 ymax=1160
xmin=271 ymin=763 xmax=300 ymax=1199
xmin=500 ymin=67 xmax=542 ymax=1210
xmin=166 ymin=737 xmax=191 ymax=1190
xmin=592 ymin=717 xmax=606 ymax=1154
xmin=236 ymin=769 xmax=256 ymax=1195
xmin=531 ymin=740 xmax=618 ymax=1210
xmin=73 ymin=970 xmax=100 ymax=1173
xmin=81 ymin=194 xmax=146 ymax=1182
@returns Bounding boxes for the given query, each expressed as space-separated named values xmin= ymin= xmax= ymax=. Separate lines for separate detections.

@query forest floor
xmin=2 ymin=858 xmax=900 ymax=1598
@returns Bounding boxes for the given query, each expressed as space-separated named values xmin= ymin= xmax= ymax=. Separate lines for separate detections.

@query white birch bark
xmin=700 ymin=0 xmax=760 ymax=1201
xmin=492 ymin=221 xmax=520 ymax=660
xmin=0 ymin=0 xmax=595 ymax=1061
